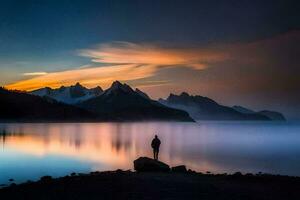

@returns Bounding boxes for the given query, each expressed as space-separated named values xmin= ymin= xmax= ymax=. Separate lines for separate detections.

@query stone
xmin=40 ymin=176 xmax=52 ymax=182
xmin=171 ymin=165 xmax=187 ymax=173
xmin=134 ymin=157 xmax=170 ymax=172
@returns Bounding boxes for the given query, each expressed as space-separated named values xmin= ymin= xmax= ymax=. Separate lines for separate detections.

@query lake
xmin=1 ymin=121 xmax=300 ymax=185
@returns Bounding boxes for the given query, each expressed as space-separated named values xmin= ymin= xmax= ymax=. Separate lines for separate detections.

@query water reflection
xmin=1 ymin=122 xmax=300 ymax=184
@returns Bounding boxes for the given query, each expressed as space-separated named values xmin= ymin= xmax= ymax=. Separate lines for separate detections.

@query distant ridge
xmin=159 ymin=92 xmax=273 ymax=121
xmin=232 ymin=105 xmax=286 ymax=121
xmin=232 ymin=105 xmax=255 ymax=114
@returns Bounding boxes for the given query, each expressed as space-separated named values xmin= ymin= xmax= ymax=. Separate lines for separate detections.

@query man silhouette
xmin=151 ymin=135 xmax=161 ymax=160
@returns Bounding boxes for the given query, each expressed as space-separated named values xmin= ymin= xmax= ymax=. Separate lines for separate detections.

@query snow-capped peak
xmin=30 ymin=83 xmax=103 ymax=104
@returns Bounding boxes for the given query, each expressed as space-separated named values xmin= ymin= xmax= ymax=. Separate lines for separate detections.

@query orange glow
xmin=5 ymin=135 xmax=129 ymax=166
xmin=3 ymin=123 xmax=141 ymax=168
xmin=5 ymin=42 xmax=227 ymax=91
xmin=5 ymin=64 xmax=158 ymax=91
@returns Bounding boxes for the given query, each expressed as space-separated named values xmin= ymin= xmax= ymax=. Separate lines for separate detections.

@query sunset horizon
xmin=2 ymin=29 xmax=299 ymax=119
xmin=1 ymin=0 xmax=300 ymax=199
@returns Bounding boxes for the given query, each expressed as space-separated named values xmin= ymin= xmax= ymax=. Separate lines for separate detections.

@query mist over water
xmin=1 ymin=121 xmax=300 ymax=185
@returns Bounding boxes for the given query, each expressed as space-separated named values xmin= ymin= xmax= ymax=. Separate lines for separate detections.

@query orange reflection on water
xmin=2 ymin=122 xmax=300 ymax=179
xmin=1 ymin=122 xmax=225 ymax=172
xmin=3 ymin=123 xmax=148 ymax=170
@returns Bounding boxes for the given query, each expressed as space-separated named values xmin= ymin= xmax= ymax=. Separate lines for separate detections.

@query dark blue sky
xmin=0 ymin=0 xmax=297 ymax=60
xmin=1 ymin=0 xmax=300 ymax=118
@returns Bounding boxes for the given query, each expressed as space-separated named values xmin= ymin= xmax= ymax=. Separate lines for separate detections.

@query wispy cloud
xmin=6 ymin=42 xmax=227 ymax=91
xmin=23 ymin=72 xmax=48 ymax=76
xmin=6 ymin=64 xmax=158 ymax=91
xmin=79 ymin=42 xmax=227 ymax=69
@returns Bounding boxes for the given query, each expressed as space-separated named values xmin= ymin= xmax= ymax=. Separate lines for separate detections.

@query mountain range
xmin=1 ymin=82 xmax=193 ymax=122
xmin=0 ymin=81 xmax=286 ymax=122
xmin=159 ymin=92 xmax=285 ymax=121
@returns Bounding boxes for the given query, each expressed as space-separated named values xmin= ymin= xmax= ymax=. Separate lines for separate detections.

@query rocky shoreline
xmin=1 ymin=158 xmax=300 ymax=199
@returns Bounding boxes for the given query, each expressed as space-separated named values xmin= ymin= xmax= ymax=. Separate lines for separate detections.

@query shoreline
xmin=1 ymin=169 xmax=300 ymax=199
xmin=0 ymin=119 xmax=196 ymax=123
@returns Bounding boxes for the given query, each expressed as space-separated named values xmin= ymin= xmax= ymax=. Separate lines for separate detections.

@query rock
xmin=232 ymin=172 xmax=243 ymax=177
xmin=171 ymin=165 xmax=187 ymax=173
xmin=40 ymin=176 xmax=52 ymax=182
xmin=90 ymin=171 xmax=100 ymax=175
xmin=187 ymin=169 xmax=198 ymax=174
xmin=116 ymin=169 xmax=124 ymax=173
xmin=134 ymin=157 xmax=170 ymax=172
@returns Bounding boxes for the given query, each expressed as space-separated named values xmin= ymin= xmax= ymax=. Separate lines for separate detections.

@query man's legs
xmin=153 ymin=149 xmax=156 ymax=160
xmin=156 ymin=149 xmax=159 ymax=160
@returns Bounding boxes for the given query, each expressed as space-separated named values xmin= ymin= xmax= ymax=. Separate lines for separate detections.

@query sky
xmin=0 ymin=0 xmax=299 ymax=119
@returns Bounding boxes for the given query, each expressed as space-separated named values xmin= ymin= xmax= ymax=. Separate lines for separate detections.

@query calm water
xmin=1 ymin=121 xmax=300 ymax=185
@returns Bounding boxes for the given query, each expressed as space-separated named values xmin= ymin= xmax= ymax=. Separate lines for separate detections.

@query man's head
xmin=155 ymin=135 xmax=158 ymax=138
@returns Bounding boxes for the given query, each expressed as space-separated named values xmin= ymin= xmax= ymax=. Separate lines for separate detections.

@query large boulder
xmin=134 ymin=157 xmax=170 ymax=172
xmin=171 ymin=165 xmax=187 ymax=173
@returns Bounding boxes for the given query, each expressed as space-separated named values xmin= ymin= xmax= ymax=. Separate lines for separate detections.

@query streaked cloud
xmin=5 ymin=42 xmax=227 ymax=91
xmin=79 ymin=42 xmax=227 ymax=70
xmin=23 ymin=72 xmax=48 ymax=76
xmin=6 ymin=64 xmax=158 ymax=91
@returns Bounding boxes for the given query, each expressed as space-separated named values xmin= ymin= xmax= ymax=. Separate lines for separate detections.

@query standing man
xmin=151 ymin=135 xmax=161 ymax=160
